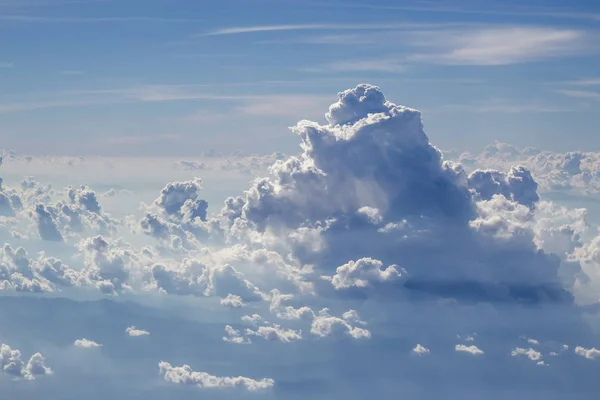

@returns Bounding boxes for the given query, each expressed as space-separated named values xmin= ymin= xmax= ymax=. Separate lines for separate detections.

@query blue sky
xmin=1 ymin=0 xmax=600 ymax=156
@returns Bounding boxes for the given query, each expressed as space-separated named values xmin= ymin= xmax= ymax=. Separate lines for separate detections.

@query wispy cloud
xmin=61 ymin=70 xmax=83 ymax=75
xmin=566 ymin=78 xmax=600 ymax=86
xmin=557 ymin=89 xmax=600 ymax=100
xmin=201 ymin=22 xmax=467 ymax=36
xmin=406 ymin=26 xmax=590 ymax=65
xmin=0 ymin=61 xmax=13 ymax=68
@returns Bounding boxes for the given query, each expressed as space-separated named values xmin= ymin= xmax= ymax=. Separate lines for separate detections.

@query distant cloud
xmin=412 ymin=344 xmax=430 ymax=355
xmin=0 ymin=344 xmax=52 ymax=380
xmin=0 ymin=62 xmax=13 ymax=68
xmin=159 ymin=361 xmax=274 ymax=390
xmin=61 ymin=70 xmax=84 ymax=75
xmin=557 ymin=89 xmax=600 ymax=100
xmin=202 ymin=22 xmax=457 ymax=36
xmin=455 ymin=344 xmax=484 ymax=356
xmin=574 ymin=346 xmax=600 ymax=360
xmin=407 ymin=26 xmax=588 ymax=66
xmin=511 ymin=347 xmax=543 ymax=361
xmin=73 ymin=338 xmax=102 ymax=348
xmin=126 ymin=326 xmax=150 ymax=336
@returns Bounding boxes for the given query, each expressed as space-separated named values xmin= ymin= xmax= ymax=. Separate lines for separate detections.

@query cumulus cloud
xmin=328 ymin=257 xmax=405 ymax=289
xmin=0 ymin=344 xmax=52 ymax=380
xmin=219 ymin=84 xmax=572 ymax=305
xmin=412 ymin=344 xmax=430 ymax=355
xmin=151 ymin=261 xmax=263 ymax=301
xmin=2 ymin=83 xmax=600 ymax=398
xmin=245 ymin=324 xmax=302 ymax=343
xmin=158 ymin=362 xmax=274 ymax=390
xmin=311 ymin=308 xmax=370 ymax=339
xmin=223 ymin=325 xmax=251 ymax=344
xmin=574 ymin=346 xmax=600 ymax=360
xmin=452 ymin=141 xmax=600 ymax=196
xmin=73 ymin=338 xmax=102 ymax=348
xmin=220 ymin=293 xmax=246 ymax=308
xmin=511 ymin=347 xmax=542 ymax=362
xmin=126 ymin=326 xmax=149 ymax=336
xmin=455 ymin=344 xmax=484 ymax=356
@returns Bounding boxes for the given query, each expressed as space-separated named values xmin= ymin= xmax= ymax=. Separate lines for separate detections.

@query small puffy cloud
xmin=245 ymin=324 xmax=302 ymax=343
xmin=220 ymin=293 xmax=246 ymax=308
xmin=158 ymin=362 xmax=274 ymax=391
xmin=455 ymin=344 xmax=484 ymax=356
xmin=223 ymin=325 xmax=251 ymax=344
xmin=412 ymin=344 xmax=430 ymax=355
xmin=329 ymin=257 xmax=405 ymax=289
xmin=0 ymin=344 xmax=52 ymax=380
xmin=126 ymin=326 xmax=149 ymax=337
xmin=311 ymin=308 xmax=371 ymax=340
xmin=511 ymin=347 xmax=542 ymax=361
xmin=73 ymin=338 xmax=102 ymax=348
xmin=574 ymin=346 xmax=600 ymax=360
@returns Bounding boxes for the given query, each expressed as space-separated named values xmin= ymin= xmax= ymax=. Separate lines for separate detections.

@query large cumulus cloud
xmin=219 ymin=84 xmax=574 ymax=305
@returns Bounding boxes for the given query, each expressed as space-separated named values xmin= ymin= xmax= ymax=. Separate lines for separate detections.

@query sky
xmin=1 ymin=0 xmax=600 ymax=156
xmin=3 ymin=1 xmax=600 ymax=399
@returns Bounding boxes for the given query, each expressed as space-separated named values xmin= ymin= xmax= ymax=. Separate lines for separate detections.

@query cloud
xmin=557 ymin=89 xmax=600 ymax=100
xmin=574 ymin=346 xmax=600 ymax=360
xmin=328 ymin=257 xmax=405 ymax=289
xmin=220 ymin=293 xmax=246 ymax=308
xmin=245 ymin=324 xmax=302 ymax=343
xmin=221 ymin=84 xmax=572 ymax=305
xmin=455 ymin=344 xmax=484 ymax=356
xmin=125 ymin=326 xmax=149 ymax=336
xmin=2 ymin=83 xmax=600 ymax=398
xmin=511 ymin=347 xmax=543 ymax=361
xmin=74 ymin=338 xmax=102 ymax=348
xmin=407 ymin=26 xmax=588 ymax=65
xmin=202 ymin=23 xmax=451 ymax=36
xmin=412 ymin=344 xmax=430 ymax=355
xmin=223 ymin=325 xmax=251 ymax=344
xmin=158 ymin=361 xmax=274 ymax=390
xmin=0 ymin=343 xmax=52 ymax=380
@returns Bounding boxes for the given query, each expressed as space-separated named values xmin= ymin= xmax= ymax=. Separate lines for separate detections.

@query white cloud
xmin=245 ymin=324 xmax=302 ymax=343
xmin=574 ymin=346 xmax=600 ymax=360
xmin=511 ymin=347 xmax=542 ymax=361
xmin=73 ymin=338 xmax=102 ymax=348
xmin=407 ymin=26 xmax=587 ymax=65
xmin=126 ymin=326 xmax=150 ymax=336
xmin=202 ymin=23 xmax=449 ymax=36
xmin=329 ymin=257 xmax=405 ymax=289
xmin=412 ymin=344 xmax=430 ymax=355
xmin=220 ymin=293 xmax=246 ymax=308
xmin=455 ymin=344 xmax=484 ymax=356
xmin=311 ymin=309 xmax=371 ymax=340
xmin=557 ymin=89 xmax=600 ymax=100
xmin=0 ymin=344 xmax=52 ymax=380
xmin=158 ymin=361 xmax=274 ymax=390
xmin=223 ymin=325 xmax=251 ymax=344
